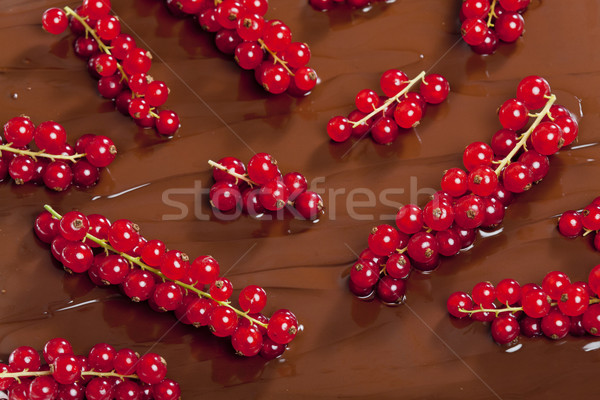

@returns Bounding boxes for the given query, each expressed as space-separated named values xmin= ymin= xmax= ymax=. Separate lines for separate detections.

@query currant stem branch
xmin=43 ymin=205 xmax=268 ymax=329
xmin=351 ymin=71 xmax=426 ymax=128
xmin=0 ymin=369 xmax=138 ymax=380
xmin=63 ymin=6 xmax=129 ymax=83
xmin=493 ymin=94 xmax=557 ymax=177
xmin=0 ymin=144 xmax=86 ymax=163
xmin=207 ymin=160 xmax=256 ymax=186
xmin=486 ymin=0 xmax=498 ymax=27
xmin=257 ymin=38 xmax=295 ymax=77
xmin=459 ymin=297 xmax=600 ymax=317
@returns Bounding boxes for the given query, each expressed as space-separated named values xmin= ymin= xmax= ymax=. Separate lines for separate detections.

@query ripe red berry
xmin=3 ymin=116 xmax=35 ymax=147
xmin=239 ymin=285 xmax=267 ymax=314
xmin=121 ymin=269 xmax=156 ymax=302
xmin=85 ymin=135 xmax=117 ymax=168
xmin=395 ymin=204 xmax=424 ymax=234
xmin=59 ymin=211 xmax=89 ymax=241
xmin=258 ymin=179 xmax=290 ymax=211
xmin=156 ymin=110 xmax=180 ymax=136
xmin=472 ymin=281 xmax=496 ymax=306
xmin=393 ymin=99 xmax=423 ymax=129
xmin=294 ymin=191 xmax=323 ymax=219
xmin=522 ymin=289 xmax=551 ymax=318
xmin=419 ymin=74 xmax=449 ymax=104
xmin=530 ymin=121 xmax=563 ymax=155
xmin=368 ymin=224 xmax=401 ymax=256
xmin=189 ymin=255 xmax=220 ymax=285
xmin=209 ymin=278 xmax=233 ymax=301
xmin=108 ymin=219 xmax=140 ymax=253
xmin=518 ymin=150 xmax=549 ymax=182
xmin=34 ymin=121 xmax=67 ymax=153
xmin=558 ymin=210 xmax=583 ymax=238
xmin=542 ymin=271 xmax=571 ymax=301
xmin=267 ymin=309 xmax=298 ymax=345
xmin=496 ymin=278 xmax=521 ymax=305
xmin=327 ymin=116 xmax=352 ymax=142
xmin=350 ymin=260 xmax=379 ymax=288
xmin=42 ymin=8 xmax=69 ymax=34
xmin=441 ymin=168 xmax=468 ymax=197
xmin=495 ymin=12 xmax=524 ymax=43
xmin=52 ymin=355 xmax=82 ymax=385
xmin=447 ymin=291 xmax=473 ymax=318
xmin=582 ymin=304 xmax=600 ymax=336
xmin=502 ymin=162 xmax=532 ymax=193
xmin=209 ymin=306 xmax=239 ymax=337
xmin=423 ymin=201 xmax=454 ymax=231
xmin=9 ymin=346 xmax=41 ymax=372
xmin=262 ymin=21 xmax=292 ymax=52
xmin=491 ymin=314 xmax=520 ymax=344
xmin=355 ymin=89 xmax=379 ymax=113
xmin=463 ymin=142 xmax=494 ymax=171
xmin=232 ymin=325 xmax=263 ymax=357
xmin=380 ymin=69 xmax=408 ymax=97
xmin=210 ymin=181 xmax=241 ymax=212
xmin=461 ymin=18 xmax=489 ymax=46
xmin=516 ymin=76 xmax=551 ymax=110
xmin=407 ymin=231 xmax=438 ymax=265
xmin=247 ymin=153 xmax=281 ymax=185
xmin=558 ymin=284 xmax=589 ymax=317
xmin=581 ymin=204 xmax=600 ymax=231
xmin=453 ymin=194 xmax=485 ymax=229
xmin=498 ymin=98 xmax=529 ymax=130
xmin=541 ymin=309 xmax=570 ymax=340
xmin=467 ymin=165 xmax=498 ymax=197
xmin=88 ymin=343 xmax=116 ymax=373
xmin=159 ymin=250 xmax=189 ymax=281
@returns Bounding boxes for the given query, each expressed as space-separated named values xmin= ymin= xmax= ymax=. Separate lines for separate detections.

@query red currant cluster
xmin=460 ymin=0 xmax=530 ymax=55
xmin=161 ymin=0 xmax=318 ymax=96
xmin=0 ymin=116 xmax=116 ymax=191
xmin=447 ymin=266 xmax=600 ymax=344
xmin=209 ymin=153 xmax=324 ymax=220
xmin=558 ymin=196 xmax=600 ymax=251
xmin=35 ymin=206 xmax=299 ymax=358
xmin=309 ymin=0 xmax=387 ymax=11
xmin=350 ymin=76 xmax=579 ymax=303
xmin=0 ymin=338 xmax=179 ymax=400
xmin=41 ymin=1 xmax=180 ymax=135
xmin=327 ymin=70 xmax=450 ymax=144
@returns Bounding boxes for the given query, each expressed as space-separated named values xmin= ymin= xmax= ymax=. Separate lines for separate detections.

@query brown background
xmin=0 ymin=0 xmax=599 ymax=398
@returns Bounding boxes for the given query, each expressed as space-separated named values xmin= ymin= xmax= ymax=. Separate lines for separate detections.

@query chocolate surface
xmin=1 ymin=0 xmax=600 ymax=398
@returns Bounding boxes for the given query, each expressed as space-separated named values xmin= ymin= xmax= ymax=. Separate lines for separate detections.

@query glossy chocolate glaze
xmin=1 ymin=0 xmax=600 ymax=398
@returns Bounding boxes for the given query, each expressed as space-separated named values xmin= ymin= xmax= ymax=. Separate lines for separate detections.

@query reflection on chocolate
xmin=1 ymin=0 xmax=600 ymax=398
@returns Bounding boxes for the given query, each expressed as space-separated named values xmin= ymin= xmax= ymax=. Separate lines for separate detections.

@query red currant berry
xmin=581 ymin=204 xmax=600 ymax=230
xmin=267 ymin=309 xmax=298 ymax=345
xmin=467 ymin=165 xmax=498 ymax=197
xmin=461 ymin=17 xmax=488 ymax=46
xmin=236 ymin=13 xmax=264 ymax=41
xmin=29 ymin=375 xmax=58 ymax=400
xmin=517 ymin=150 xmax=549 ymax=182
xmin=61 ymin=242 xmax=94 ymax=273
xmin=43 ymin=338 xmax=73 ymax=365
xmin=461 ymin=0 xmax=491 ymax=19
xmin=234 ymin=41 xmax=264 ymax=70
xmin=453 ymin=194 xmax=485 ymax=229
xmin=209 ymin=278 xmax=234 ymax=301
xmin=385 ymin=253 xmax=411 ymax=279
xmin=123 ymin=48 xmax=152 ymax=75
xmin=9 ymin=346 xmax=41 ymax=372
xmin=499 ymin=0 xmax=530 ymax=11
xmin=470 ymin=29 xmax=499 ymax=55
xmin=502 ymin=162 xmax=533 ymax=193
xmin=4 ymin=116 xmax=35 ymax=147
xmin=447 ymin=291 xmax=473 ymax=318
xmin=582 ymin=304 xmax=600 ymax=336
xmin=232 ymin=324 xmax=264 ymax=357
xmin=472 ymin=281 xmax=496 ymax=306
xmin=394 ymin=99 xmax=423 ymax=129
xmin=481 ymin=196 xmax=505 ymax=228
xmin=463 ymin=142 xmax=493 ymax=171
xmin=59 ymin=211 xmax=89 ymax=241
xmin=435 ymin=229 xmax=461 ymax=256
xmin=156 ymin=110 xmax=180 ymax=136
xmin=239 ymin=285 xmax=267 ymax=314
xmin=34 ymin=211 xmax=60 ymax=244
xmin=423 ymin=201 xmax=454 ymax=231
xmin=189 ymin=255 xmax=220 ymax=285
xmin=108 ymin=219 xmax=140 ymax=253
xmin=496 ymin=278 xmax=521 ymax=305
xmin=209 ymin=306 xmax=239 ymax=337
xmin=52 ymin=355 xmax=81 ymax=385
xmin=355 ymin=89 xmax=379 ymax=113
xmin=349 ymin=260 xmax=379 ymax=288
xmin=419 ymin=74 xmax=449 ymax=104
xmin=282 ymin=172 xmax=307 ymax=201
xmin=260 ymin=336 xmax=287 ymax=360
xmin=9 ymin=155 xmax=36 ymax=184
xmin=145 ymin=81 xmax=169 ymax=107
xmin=368 ymin=224 xmax=401 ymax=256
xmin=519 ymin=316 xmax=542 ymax=337
xmin=542 ymin=271 xmax=571 ymax=301
xmin=42 ymin=8 xmax=69 ymax=34
xmin=247 ymin=153 xmax=281 ymax=185
xmin=111 ymin=33 xmax=136 ymax=60
xmin=495 ymin=12 xmax=524 ymax=43
xmin=262 ymin=20 xmax=292 ymax=52
xmin=95 ymin=15 xmax=121 ymax=41
xmin=259 ymin=179 xmax=290 ymax=211
xmin=441 ymin=168 xmax=468 ymax=197
xmin=85 ymin=135 xmax=117 ymax=168
xmin=294 ymin=191 xmax=323 ymax=220
xmin=491 ymin=128 xmax=518 ymax=157
xmin=554 ymin=115 xmax=578 ymax=146
xmin=498 ymin=98 xmax=529 ymax=130
xmin=522 ymin=289 xmax=551 ymax=318
xmin=121 ymin=269 xmax=155 ymax=301
xmin=371 ymin=117 xmax=399 ymax=144
xmin=210 ymin=181 xmax=241 ymax=212
xmin=376 ymin=276 xmax=406 ymax=304
xmin=491 ymin=314 xmax=520 ymax=344
xmin=34 ymin=121 xmax=67 ymax=153
xmin=541 ymin=309 xmax=570 ymax=340
xmin=530 ymin=121 xmax=563 ymax=155
xmin=380 ymin=69 xmax=408 ymax=97
xmin=261 ymin=64 xmax=291 ymax=94
xmin=327 ymin=116 xmax=352 ymax=142
xmin=72 ymin=160 xmax=100 ymax=188
xmin=558 ymin=210 xmax=583 ymax=238
xmin=152 ymin=282 xmax=184 ymax=311
xmin=159 ymin=249 xmax=189 ymax=281
xmin=395 ymin=204 xmax=424 ymax=234
xmin=558 ymin=284 xmax=590 ymax=317
xmin=153 ymin=379 xmax=181 ymax=400
xmin=407 ymin=231 xmax=438 ymax=265
xmin=516 ymin=76 xmax=551 ymax=110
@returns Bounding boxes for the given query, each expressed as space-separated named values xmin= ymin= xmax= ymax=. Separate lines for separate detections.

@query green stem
xmin=486 ymin=0 xmax=498 ymax=27
xmin=493 ymin=94 xmax=556 ymax=177
xmin=0 ymin=369 xmax=138 ymax=380
xmin=43 ymin=205 xmax=268 ymax=329
xmin=208 ymin=160 xmax=255 ymax=186
xmin=257 ymin=38 xmax=295 ymax=77
xmin=63 ymin=6 xmax=129 ymax=83
xmin=460 ymin=297 xmax=600 ymax=317
xmin=351 ymin=71 xmax=426 ymax=128
xmin=0 ymin=144 xmax=86 ymax=163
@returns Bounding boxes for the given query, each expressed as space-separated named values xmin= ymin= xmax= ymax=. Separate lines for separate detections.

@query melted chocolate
xmin=1 ymin=0 xmax=600 ymax=398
